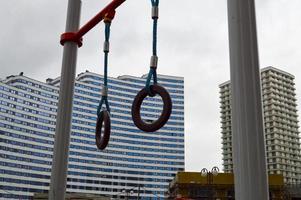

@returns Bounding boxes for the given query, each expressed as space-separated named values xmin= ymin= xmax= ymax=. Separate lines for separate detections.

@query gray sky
xmin=0 ymin=0 xmax=301 ymax=172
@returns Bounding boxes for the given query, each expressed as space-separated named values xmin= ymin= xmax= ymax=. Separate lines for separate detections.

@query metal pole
xmin=227 ymin=0 xmax=269 ymax=199
xmin=49 ymin=0 xmax=81 ymax=199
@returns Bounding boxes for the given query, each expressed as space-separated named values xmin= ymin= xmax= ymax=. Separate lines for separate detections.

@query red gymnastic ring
xmin=132 ymin=85 xmax=172 ymax=132
xmin=95 ymin=110 xmax=111 ymax=150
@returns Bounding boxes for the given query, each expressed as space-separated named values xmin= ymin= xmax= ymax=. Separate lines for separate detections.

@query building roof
xmin=218 ymin=66 xmax=294 ymax=87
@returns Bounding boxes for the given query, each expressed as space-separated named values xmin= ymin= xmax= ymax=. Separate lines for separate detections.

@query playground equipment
xmin=131 ymin=0 xmax=172 ymax=132
xmin=94 ymin=0 xmax=172 ymax=150
xmin=95 ymin=12 xmax=114 ymax=150
xmin=49 ymin=0 xmax=269 ymax=199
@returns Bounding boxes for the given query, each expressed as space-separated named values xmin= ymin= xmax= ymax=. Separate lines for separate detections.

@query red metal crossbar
xmin=60 ymin=0 xmax=126 ymax=47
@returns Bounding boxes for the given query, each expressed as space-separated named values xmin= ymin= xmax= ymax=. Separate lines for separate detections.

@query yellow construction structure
xmin=167 ymin=172 xmax=288 ymax=199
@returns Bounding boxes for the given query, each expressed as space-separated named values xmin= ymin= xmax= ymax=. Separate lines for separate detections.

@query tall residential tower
xmin=0 ymin=71 xmax=184 ymax=199
xmin=220 ymin=66 xmax=301 ymax=184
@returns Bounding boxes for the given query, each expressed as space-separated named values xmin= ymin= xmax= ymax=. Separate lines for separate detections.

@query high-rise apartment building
xmin=0 ymin=71 xmax=184 ymax=199
xmin=220 ymin=66 xmax=301 ymax=184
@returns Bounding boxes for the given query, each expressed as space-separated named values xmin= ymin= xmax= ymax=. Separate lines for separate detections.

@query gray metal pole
xmin=227 ymin=0 xmax=269 ymax=199
xmin=49 ymin=0 xmax=81 ymax=199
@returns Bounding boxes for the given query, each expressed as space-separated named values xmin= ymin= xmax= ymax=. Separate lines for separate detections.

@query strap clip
xmin=152 ymin=6 xmax=159 ymax=19
xmin=102 ymin=86 xmax=108 ymax=97
xmin=103 ymin=41 xmax=110 ymax=52
xmin=150 ymin=55 xmax=158 ymax=69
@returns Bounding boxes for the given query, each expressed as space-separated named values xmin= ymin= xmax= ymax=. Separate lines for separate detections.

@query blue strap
xmin=145 ymin=0 xmax=159 ymax=95
xmin=152 ymin=18 xmax=158 ymax=56
xmin=104 ymin=22 xmax=110 ymax=87
xmin=97 ymin=22 xmax=111 ymax=116
xmin=151 ymin=0 xmax=159 ymax=6
xmin=97 ymin=96 xmax=110 ymax=116
xmin=146 ymin=68 xmax=158 ymax=95
xmin=151 ymin=0 xmax=158 ymax=56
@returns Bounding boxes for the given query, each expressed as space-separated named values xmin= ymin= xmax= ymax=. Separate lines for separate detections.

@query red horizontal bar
xmin=75 ymin=0 xmax=126 ymax=39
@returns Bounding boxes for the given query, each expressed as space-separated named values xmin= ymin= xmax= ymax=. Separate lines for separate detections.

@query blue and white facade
xmin=0 ymin=71 xmax=184 ymax=199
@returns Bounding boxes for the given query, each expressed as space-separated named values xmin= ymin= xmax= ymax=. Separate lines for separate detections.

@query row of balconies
xmin=267 ymin=158 xmax=301 ymax=166
xmin=220 ymin=118 xmax=231 ymax=123
xmin=265 ymin=131 xmax=300 ymax=140
xmin=223 ymin=160 xmax=233 ymax=165
xmin=270 ymin=131 xmax=301 ymax=140
xmin=223 ymin=121 xmax=232 ymax=126
xmin=266 ymin=105 xmax=298 ymax=118
xmin=263 ymin=110 xmax=299 ymax=123
xmin=219 ymin=92 xmax=230 ymax=98
xmin=262 ymin=93 xmax=297 ymax=107
xmin=266 ymin=148 xmax=301 ymax=157
xmin=221 ymin=112 xmax=231 ymax=117
xmin=221 ymin=129 xmax=300 ymax=143
xmin=265 ymin=136 xmax=301 ymax=145
xmin=219 ymin=85 xmax=230 ymax=91
xmin=265 ymin=116 xmax=299 ymax=128
xmin=220 ymin=107 xmax=231 ymax=114
xmin=221 ymin=70 xmax=295 ymax=89
xmin=220 ymin=114 xmax=231 ymax=120
xmin=264 ymin=97 xmax=298 ymax=110
xmin=263 ymin=85 xmax=296 ymax=98
xmin=223 ymin=160 xmax=300 ymax=171
xmin=222 ymin=142 xmax=232 ymax=148
xmin=269 ymin=78 xmax=295 ymax=91
xmin=265 ymin=160 xmax=301 ymax=170
xmin=261 ymin=72 xmax=294 ymax=86
xmin=267 ymin=165 xmax=301 ymax=174
xmin=268 ymin=167 xmax=300 ymax=176
xmin=223 ymin=157 xmax=233 ymax=161
xmin=264 ymin=117 xmax=299 ymax=129
xmin=266 ymin=143 xmax=300 ymax=151
xmin=264 ymin=115 xmax=298 ymax=125
xmin=221 ymin=134 xmax=232 ymax=139
xmin=261 ymin=85 xmax=295 ymax=98
xmin=222 ymin=149 xmax=233 ymax=154
xmin=219 ymin=103 xmax=231 ymax=110
xmin=261 ymin=70 xmax=294 ymax=82
xmin=266 ymin=140 xmax=301 ymax=150
xmin=221 ymin=133 xmax=231 ymax=138
xmin=266 ymin=153 xmax=301 ymax=162
xmin=262 ymin=89 xmax=296 ymax=104
xmin=264 ymin=99 xmax=298 ymax=113
xmin=261 ymin=80 xmax=295 ymax=94
xmin=220 ymin=88 xmax=296 ymax=106
xmin=221 ymin=127 xmax=232 ymax=132
xmin=266 ymin=138 xmax=299 ymax=150
xmin=265 ymin=122 xmax=299 ymax=132
xmin=221 ymin=126 xmax=299 ymax=137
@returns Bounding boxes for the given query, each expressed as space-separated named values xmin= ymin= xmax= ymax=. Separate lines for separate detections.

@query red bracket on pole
xmin=60 ymin=32 xmax=83 ymax=47
xmin=60 ymin=0 xmax=125 ymax=47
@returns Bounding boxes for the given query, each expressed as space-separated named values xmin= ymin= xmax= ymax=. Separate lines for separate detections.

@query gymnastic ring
xmin=132 ymin=84 xmax=172 ymax=132
xmin=95 ymin=110 xmax=111 ymax=150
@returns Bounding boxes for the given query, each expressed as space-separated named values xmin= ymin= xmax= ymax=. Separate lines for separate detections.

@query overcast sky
xmin=0 ymin=0 xmax=301 ymax=172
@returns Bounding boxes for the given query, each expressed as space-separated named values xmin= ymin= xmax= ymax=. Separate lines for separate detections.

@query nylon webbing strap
xmin=97 ymin=22 xmax=112 ymax=116
xmin=145 ymin=0 xmax=159 ymax=95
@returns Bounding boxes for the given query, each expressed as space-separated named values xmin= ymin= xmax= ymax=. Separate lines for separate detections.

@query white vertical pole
xmin=49 ymin=0 xmax=81 ymax=199
xmin=227 ymin=0 xmax=269 ymax=199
